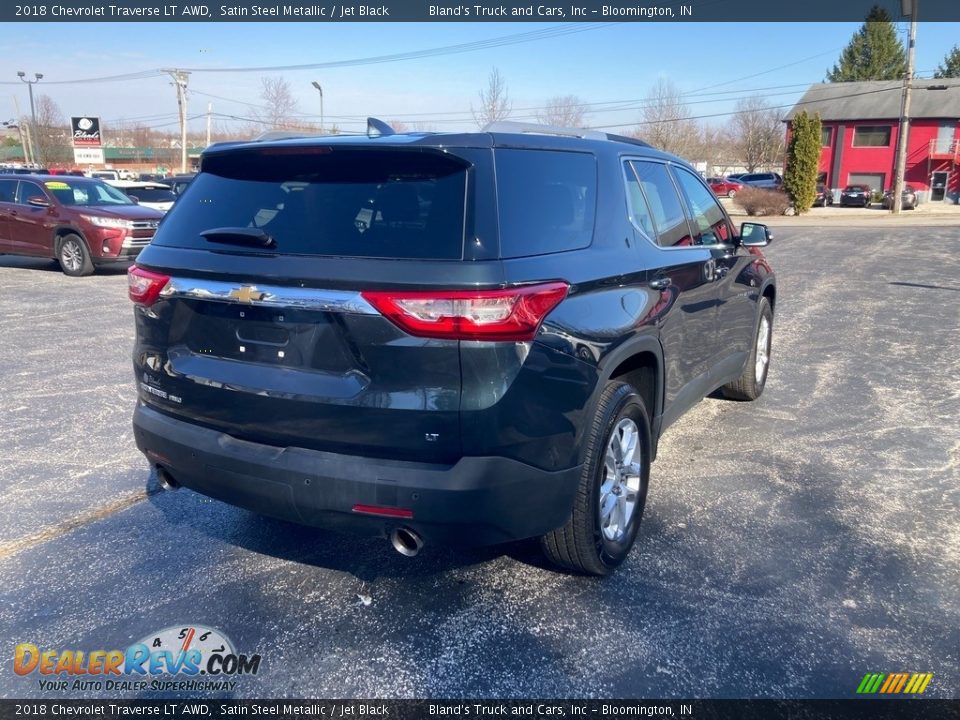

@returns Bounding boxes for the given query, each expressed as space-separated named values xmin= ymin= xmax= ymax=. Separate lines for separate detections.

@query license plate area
xmin=176 ymin=300 xmax=357 ymax=372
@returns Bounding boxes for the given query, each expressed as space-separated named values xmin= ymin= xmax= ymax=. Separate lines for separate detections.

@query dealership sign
xmin=71 ymin=116 xmax=102 ymax=147
xmin=73 ymin=147 xmax=105 ymax=165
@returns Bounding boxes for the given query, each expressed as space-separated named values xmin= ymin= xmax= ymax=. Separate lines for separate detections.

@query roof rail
xmin=483 ymin=121 xmax=607 ymax=141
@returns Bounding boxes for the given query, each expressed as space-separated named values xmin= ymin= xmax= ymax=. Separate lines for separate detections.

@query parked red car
xmin=0 ymin=175 xmax=163 ymax=276
xmin=707 ymin=176 xmax=744 ymax=198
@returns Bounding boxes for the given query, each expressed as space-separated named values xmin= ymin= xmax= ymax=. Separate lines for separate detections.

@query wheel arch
xmin=589 ymin=335 xmax=665 ymax=462
xmin=760 ymin=280 xmax=776 ymax=313
xmin=53 ymin=225 xmax=89 ymax=257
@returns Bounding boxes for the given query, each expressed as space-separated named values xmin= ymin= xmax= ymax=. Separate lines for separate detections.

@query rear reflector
xmin=128 ymin=265 xmax=170 ymax=306
xmin=361 ymin=282 xmax=569 ymax=341
xmin=351 ymin=504 xmax=414 ymax=519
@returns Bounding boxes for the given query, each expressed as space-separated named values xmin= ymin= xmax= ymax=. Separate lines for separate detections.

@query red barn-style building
xmin=785 ymin=79 xmax=960 ymax=204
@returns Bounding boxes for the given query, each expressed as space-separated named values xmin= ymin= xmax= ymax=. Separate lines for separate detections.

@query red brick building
xmin=785 ymin=79 xmax=960 ymax=204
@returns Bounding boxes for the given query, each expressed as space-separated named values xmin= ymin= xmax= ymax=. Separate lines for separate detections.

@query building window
xmin=852 ymin=126 xmax=891 ymax=147
xmin=821 ymin=127 xmax=833 ymax=147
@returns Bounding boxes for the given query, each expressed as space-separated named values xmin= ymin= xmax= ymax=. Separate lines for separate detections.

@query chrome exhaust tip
xmin=156 ymin=467 xmax=179 ymax=491
xmin=390 ymin=527 xmax=424 ymax=557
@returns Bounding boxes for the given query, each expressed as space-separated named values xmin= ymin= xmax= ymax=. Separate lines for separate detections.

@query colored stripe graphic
xmin=904 ymin=673 xmax=933 ymax=694
xmin=857 ymin=672 xmax=933 ymax=694
xmin=856 ymin=673 xmax=886 ymax=694
xmin=881 ymin=673 xmax=909 ymax=693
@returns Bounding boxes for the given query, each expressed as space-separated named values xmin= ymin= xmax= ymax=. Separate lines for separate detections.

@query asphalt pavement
xmin=0 ymin=224 xmax=958 ymax=699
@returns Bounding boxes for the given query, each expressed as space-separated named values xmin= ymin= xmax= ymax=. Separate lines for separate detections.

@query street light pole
xmin=311 ymin=81 xmax=324 ymax=133
xmin=17 ymin=70 xmax=43 ymax=165
xmin=892 ymin=0 xmax=918 ymax=214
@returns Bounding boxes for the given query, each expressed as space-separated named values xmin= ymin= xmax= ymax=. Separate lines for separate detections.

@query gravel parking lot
xmin=1 ymin=224 xmax=958 ymax=699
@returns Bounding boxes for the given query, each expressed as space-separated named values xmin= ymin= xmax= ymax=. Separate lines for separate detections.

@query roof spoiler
xmin=250 ymin=118 xmax=397 ymax=142
xmin=252 ymin=130 xmax=321 ymax=142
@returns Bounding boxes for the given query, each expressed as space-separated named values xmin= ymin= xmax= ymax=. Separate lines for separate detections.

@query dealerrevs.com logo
xmin=14 ymin=625 xmax=262 ymax=693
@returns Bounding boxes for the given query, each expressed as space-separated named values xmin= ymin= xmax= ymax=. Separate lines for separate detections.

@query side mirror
xmin=128 ymin=195 xmax=140 ymax=204
xmin=740 ymin=222 xmax=773 ymax=247
xmin=27 ymin=195 xmax=50 ymax=208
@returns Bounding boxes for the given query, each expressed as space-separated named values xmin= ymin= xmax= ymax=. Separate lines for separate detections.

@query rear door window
xmin=623 ymin=162 xmax=656 ymax=241
xmin=628 ymin=161 xmax=693 ymax=247
xmin=153 ymin=148 xmax=469 ymax=260
xmin=0 ymin=179 xmax=16 ymax=203
xmin=15 ymin=180 xmax=46 ymax=205
xmin=495 ymin=148 xmax=596 ymax=258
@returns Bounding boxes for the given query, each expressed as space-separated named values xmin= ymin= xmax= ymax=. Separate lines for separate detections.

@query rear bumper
xmin=133 ymin=404 xmax=581 ymax=546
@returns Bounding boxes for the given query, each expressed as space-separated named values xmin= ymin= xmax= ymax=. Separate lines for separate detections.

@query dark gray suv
xmin=129 ymin=121 xmax=777 ymax=575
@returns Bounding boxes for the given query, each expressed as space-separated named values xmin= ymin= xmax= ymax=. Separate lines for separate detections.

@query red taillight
xmin=362 ymin=282 xmax=569 ymax=341
xmin=351 ymin=504 xmax=414 ymax=519
xmin=128 ymin=265 xmax=170 ymax=306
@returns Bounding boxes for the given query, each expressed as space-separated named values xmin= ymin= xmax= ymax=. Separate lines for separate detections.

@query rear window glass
xmin=128 ymin=187 xmax=176 ymax=203
xmin=495 ymin=149 xmax=596 ymax=258
xmin=153 ymin=148 xmax=468 ymax=259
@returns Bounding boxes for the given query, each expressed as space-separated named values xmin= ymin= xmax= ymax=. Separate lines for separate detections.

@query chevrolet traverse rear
xmin=131 ymin=123 xmax=776 ymax=574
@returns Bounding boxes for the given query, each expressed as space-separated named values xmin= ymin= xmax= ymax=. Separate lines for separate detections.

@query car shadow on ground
xmin=143 ymin=469 xmax=532 ymax=582
xmin=0 ymin=255 xmax=130 ymax=275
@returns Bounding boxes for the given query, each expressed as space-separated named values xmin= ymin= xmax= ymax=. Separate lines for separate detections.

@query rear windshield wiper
xmin=200 ymin=227 xmax=277 ymax=249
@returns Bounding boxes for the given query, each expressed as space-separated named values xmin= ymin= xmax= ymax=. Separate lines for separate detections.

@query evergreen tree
xmin=934 ymin=45 xmax=960 ymax=78
xmin=827 ymin=6 xmax=907 ymax=82
xmin=784 ymin=112 xmax=822 ymax=214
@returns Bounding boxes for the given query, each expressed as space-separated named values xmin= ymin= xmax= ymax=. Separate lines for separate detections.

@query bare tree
xmin=535 ymin=95 xmax=586 ymax=127
xmin=727 ymin=95 xmax=785 ymax=172
xmin=32 ymin=94 xmax=71 ymax=166
xmin=634 ymin=78 xmax=702 ymax=159
xmin=471 ymin=67 xmax=511 ymax=129
xmin=697 ymin=123 xmax=732 ymax=175
xmin=130 ymin=124 xmax=153 ymax=149
xmin=254 ymin=76 xmax=301 ymax=130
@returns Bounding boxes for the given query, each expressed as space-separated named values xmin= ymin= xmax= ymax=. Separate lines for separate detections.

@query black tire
xmin=57 ymin=233 xmax=94 ymax=277
xmin=722 ymin=297 xmax=773 ymax=401
xmin=541 ymin=382 xmax=651 ymax=576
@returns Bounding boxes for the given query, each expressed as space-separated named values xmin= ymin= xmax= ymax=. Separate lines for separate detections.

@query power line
xmin=0 ymin=70 xmax=166 ymax=87
xmin=588 ymin=85 xmax=904 ymax=129
xmin=179 ymin=24 xmax=612 ymax=73
xmin=191 ymin=81 xmax=822 ymax=125
xmin=0 ymin=24 xmax=610 ymax=90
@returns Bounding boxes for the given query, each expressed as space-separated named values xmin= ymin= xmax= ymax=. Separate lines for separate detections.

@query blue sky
xmin=1 ymin=21 xmax=958 ymax=137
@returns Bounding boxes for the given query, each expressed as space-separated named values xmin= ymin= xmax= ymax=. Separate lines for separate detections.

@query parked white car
xmin=106 ymin=180 xmax=177 ymax=213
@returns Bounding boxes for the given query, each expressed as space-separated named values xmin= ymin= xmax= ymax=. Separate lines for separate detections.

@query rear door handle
xmin=649 ymin=277 xmax=672 ymax=290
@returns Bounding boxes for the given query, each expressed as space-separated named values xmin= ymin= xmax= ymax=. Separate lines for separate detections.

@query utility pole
xmin=23 ymin=124 xmax=34 ymax=166
xmin=311 ymin=81 xmax=324 ymax=133
xmin=16 ymin=71 xmax=43 ymax=165
xmin=892 ymin=0 xmax=918 ymax=214
xmin=163 ymin=69 xmax=191 ymax=173
xmin=11 ymin=95 xmax=33 ymax=165
xmin=206 ymin=102 xmax=212 ymax=147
